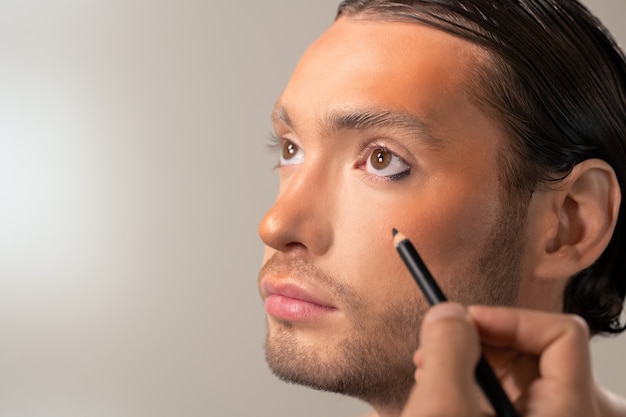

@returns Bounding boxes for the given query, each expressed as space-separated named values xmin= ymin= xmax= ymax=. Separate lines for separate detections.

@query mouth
xmin=262 ymin=280 xmax=338 ymax=322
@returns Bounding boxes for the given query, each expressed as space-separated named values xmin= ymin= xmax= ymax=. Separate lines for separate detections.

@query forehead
xmin=276 ymin=17 xmax=489 ymax=130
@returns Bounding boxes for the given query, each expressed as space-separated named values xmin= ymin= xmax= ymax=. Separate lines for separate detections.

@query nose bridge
xmin=258 ymin=160 xmax=335 ymax=256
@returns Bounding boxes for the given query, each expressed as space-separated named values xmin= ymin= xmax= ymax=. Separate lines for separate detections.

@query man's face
xmin=257 ymin=18 xmax=528 ymax=408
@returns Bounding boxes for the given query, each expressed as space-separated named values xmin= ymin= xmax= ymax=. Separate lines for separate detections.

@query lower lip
xmin=265 ymin=294 xmax=336 ymax=322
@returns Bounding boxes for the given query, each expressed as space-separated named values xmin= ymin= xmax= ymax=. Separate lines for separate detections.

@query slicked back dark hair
xmin=337 ymin=0 xmax=626 ymax=335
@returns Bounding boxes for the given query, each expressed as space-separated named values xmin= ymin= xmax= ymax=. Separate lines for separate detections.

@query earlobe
xmin=533 ymin=158 xmax=621 ymax=280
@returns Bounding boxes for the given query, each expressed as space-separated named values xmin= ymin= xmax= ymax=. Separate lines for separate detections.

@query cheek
xmin=325 ymin=190 xmax=426 ymax=309
xmin=410 ymin=188 xmax=500 ymax=286
xmin=329 ymin=176 xmax=501 ymax=305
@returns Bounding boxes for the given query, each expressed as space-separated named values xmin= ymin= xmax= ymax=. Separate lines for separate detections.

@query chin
xmin=264 ymin=320 xmax=416 ymax=408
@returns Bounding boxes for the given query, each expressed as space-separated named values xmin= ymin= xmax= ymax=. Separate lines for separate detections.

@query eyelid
xmin=268 ymin=132 xmax=302 ymax=149
xmin=358 ymin=137 xmax=410 ymax=157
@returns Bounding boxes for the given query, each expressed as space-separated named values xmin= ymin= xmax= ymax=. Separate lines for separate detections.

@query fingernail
xmin=424 ymin=303 xmax=467 ymax=323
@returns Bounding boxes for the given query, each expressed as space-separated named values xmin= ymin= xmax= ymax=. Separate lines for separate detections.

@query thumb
xmin=404 ymin=302 xmax=482 ymax=417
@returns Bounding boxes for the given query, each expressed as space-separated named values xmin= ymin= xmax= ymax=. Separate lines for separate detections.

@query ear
xmin=531 ymin=158 xmax=621 ymax=280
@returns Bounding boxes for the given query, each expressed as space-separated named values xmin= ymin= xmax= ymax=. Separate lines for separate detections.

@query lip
xmin=262 ymin=280 xmax=337 ymax=322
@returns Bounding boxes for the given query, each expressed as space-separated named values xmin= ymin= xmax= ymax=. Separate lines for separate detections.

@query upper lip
xmin=261 ymin=279 xmax=336 ymax=309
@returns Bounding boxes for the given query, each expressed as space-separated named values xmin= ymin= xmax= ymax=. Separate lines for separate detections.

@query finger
xmin=405 ymin=302 xmax=482 ymax=417
xmin=467 ymin=306 xmax=597 ymax=416
xmin=467 ymin=306 xmax=592 ymax=384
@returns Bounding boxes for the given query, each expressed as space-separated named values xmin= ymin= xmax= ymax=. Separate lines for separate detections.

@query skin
xmin=257 ymin=16 xmax=622 ymax=417
xmin=405 ymin=303 xmax=599 ymax=417
xmin=401 ymin=302 xmax=626 ymax=417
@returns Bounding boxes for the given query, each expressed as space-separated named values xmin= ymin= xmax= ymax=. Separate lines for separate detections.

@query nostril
xmin=284 ymin=242 xmax=308 ymax=251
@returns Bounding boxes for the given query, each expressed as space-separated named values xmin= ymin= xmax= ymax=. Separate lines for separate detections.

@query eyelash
xmin=267 ymin=132 xmax=282 ymax=153
xmin=267 ymin=133 xmax=292 ymax=168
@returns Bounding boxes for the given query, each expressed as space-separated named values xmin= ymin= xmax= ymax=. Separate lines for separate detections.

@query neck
xmin=596 ymin=386 xmax=626 ymax=417
xmin=354 ymin=376 xmax=413 ymax=417
xmin=369 ymin=401 xmax=405 ymax=417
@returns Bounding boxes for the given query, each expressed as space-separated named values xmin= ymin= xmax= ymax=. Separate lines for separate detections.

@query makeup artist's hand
xmin=400 ymin=302 xmax=605 ymax=417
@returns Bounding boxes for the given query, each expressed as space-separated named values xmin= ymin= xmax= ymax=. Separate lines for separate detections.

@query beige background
xmin=0 ymin=1 xmax=624 ymax=416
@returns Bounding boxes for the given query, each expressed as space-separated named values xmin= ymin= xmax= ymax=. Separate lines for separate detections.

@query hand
xmin=401 ymin=302 xmax=600 ymax=417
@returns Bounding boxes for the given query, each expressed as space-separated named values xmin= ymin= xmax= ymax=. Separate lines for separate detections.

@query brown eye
xmin=370 ymin=148 xmax=392 ymax=170
xmin=279 ymin=139 xmax=304 ymax=166
xmin=364 ymin=146 xmax=410 ymax=180
xmin=282 ymin=141 xmax=299 ymax=160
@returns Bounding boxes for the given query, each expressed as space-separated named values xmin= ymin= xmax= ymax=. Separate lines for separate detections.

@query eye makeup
xmin=356 ymin=139 xmax=412 ymax=181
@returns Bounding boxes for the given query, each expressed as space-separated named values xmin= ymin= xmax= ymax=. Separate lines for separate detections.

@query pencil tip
xmin=392 ymin=228 xmax=398 ymax=237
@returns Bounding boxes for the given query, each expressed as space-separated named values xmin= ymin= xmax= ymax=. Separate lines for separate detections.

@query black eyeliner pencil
xmin=392 ymin=228 xmax=520 ymax=417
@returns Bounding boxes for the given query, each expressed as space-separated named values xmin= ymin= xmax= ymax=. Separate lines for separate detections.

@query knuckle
xmin=564 ymin=313 xmax=591 ymax=340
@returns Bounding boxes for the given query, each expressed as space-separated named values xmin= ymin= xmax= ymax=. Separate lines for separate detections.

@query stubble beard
xmin=262 ymin=197 xmax=528 ymax=415
xmin=265 ymin=288 xmax=423 ymax=412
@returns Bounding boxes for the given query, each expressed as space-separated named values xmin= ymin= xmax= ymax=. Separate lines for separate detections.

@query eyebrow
xmin=272 ymin=106 xmax=293 ymax=128
xmin=272 ymin=105 xmax=441 ymax=145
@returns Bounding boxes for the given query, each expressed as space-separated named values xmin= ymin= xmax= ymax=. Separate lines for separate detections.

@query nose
xmin=258 ymin=165 xmax=334 ymax=257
